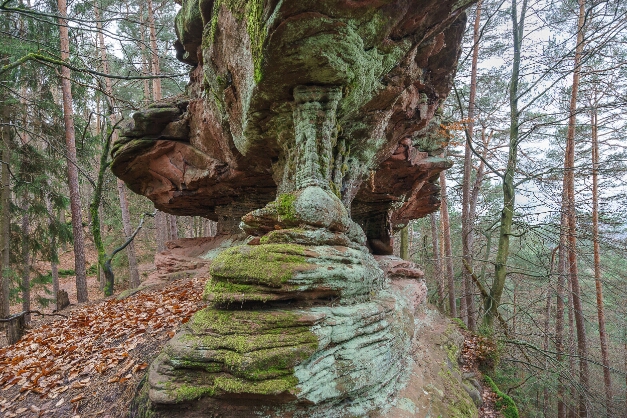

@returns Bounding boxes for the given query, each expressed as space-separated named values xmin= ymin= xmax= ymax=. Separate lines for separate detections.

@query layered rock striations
xmin=114 ymin=1 xmax=476 ymax=416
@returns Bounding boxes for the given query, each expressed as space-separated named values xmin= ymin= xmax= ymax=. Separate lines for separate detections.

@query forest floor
xmin=460 ymin=333 xmax=501 ymax=418
xmin=0 ymin=276 xmax=206 ymax=417
xmin=4 ymin=242 xmax=158 ymax=319
xmin=0 ymin=246 xmax=503 ymax=417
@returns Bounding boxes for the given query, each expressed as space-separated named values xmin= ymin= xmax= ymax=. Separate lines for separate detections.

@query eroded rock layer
xmin=143 ymin=257 xmax=426 ymax=417
xmin=138 ymin=258 xmax=478 ymax=417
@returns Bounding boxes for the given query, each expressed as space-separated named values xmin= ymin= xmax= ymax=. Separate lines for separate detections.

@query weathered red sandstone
xmin=112 ymin=0 xmax=467 ymax=251
xmin=115 ymin=1 xmax=479 ymax=417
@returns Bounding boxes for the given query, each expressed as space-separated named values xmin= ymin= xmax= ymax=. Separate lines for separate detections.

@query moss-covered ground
xmin=485 ymin=376 xmax=519 ymax=418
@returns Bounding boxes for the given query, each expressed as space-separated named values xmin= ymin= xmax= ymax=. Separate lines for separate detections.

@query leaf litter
xmin=459 ymin=331 xmax=502 ymax=418
xmin=0 ymin=277 xmax=206 ymax=417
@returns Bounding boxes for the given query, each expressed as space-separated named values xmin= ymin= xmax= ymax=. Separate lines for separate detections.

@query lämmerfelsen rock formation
xmin=113 ymin=1 xmax=479 ymax=417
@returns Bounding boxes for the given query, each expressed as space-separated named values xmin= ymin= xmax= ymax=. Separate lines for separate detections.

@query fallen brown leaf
xmin=70 ymin=394 xmax=84 ymax=403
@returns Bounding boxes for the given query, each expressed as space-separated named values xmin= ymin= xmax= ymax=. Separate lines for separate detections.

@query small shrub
xmin=58 ymin=268 xmax=75 ymax=277
xmin=87 ymin=264 xmax=98 ymax=275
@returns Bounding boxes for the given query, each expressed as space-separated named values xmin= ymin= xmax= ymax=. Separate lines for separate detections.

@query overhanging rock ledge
xmin=113 ymin=0 xmax=479 ymax=417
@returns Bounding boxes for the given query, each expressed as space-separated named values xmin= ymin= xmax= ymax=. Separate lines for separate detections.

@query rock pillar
xmin=143 ymin=87 xmax=425 ymax=417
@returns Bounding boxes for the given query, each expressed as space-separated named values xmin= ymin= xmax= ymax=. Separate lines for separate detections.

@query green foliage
xmin=30 ymin=272 xmax=54 ymax=308
xmin=451 ymin=317 xmax=468 ymax=330
xmin=86 ymin=264 xmax=98 ymax=275
xmin=58 ymin=269 xmax=75 ymax=277
xmin=6 ymin=268 xmax=20 ymax=302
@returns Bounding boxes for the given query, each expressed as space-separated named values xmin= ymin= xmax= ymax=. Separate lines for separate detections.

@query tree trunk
xmin=138 ymin=3 xmax=151 ymax=104
xmin=556 ymin=207 xmax=568 ymax=418
xmin=461 ymin=0 xmax=482 ymax=332
xmin=118 ymin=180 xmax=141 ymax=288
xmin=562 ymin=0 xmax=589 ymax=414
xmin=512 ymin=281 xmax=517 ymax=335
xmin=567 ymin=274 xmax=577 ymax=418
xmin=469 ymin=128 xmax=489 ymax=227
xmin=90 ymin=131 xmax=113 ymax=295
xmin=168 ymin=214 xmax=178 ymax=240
xmin=95 ymin=3 xmax=141 ymax=290
xmin=470 ymin=131 xmax=489 ymax=316
xmin=146 ymin=0 xmax=162 ymax=101
xmin=430 ymin=213 xmax=445 ymax=309
xmin=542 ymin=274 xmax=552 ymax=416
xmin=188 ymin=217 xmax=194 ymax=238
xmin=155 ymin=211 xmax=167 ymax=252
xmin=439 ymin=172 xmax=457 ymax=318
xmin=399 ymin=225 xmax=409 ymax=260
xmin=18 ymin=78 xmax=30 ymax=323
xmin=45 ymin=196 xmax=60 ymax=311
xmin=2 ymin=313 xmax=26 ymax=345
xmin=97 ymin=203 xmax=105 ymax=292
xmin=485 ymin=0 xmax=527 ymax=332
xmin=58 ymin=0 xmax=88 ymax=303
xmin=89 ymin=9 xmax=115 ymax=296
xmin=21 ymin=208 xmax=30 ymax=323
xmin=0 ymin=117 xmax=10 ymax=321
xmin=591 ymin=106 xmax=612 ymax=415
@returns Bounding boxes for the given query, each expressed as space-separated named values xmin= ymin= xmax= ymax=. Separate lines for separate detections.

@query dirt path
xmin=459 ymin=332 xmax=503 ymax=418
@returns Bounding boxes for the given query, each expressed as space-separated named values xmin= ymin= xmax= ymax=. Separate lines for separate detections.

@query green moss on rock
xmin=174 ymin=384 xmax=216 ymax=402
xmin=206 ymin=0 xmax=267 ymax=82
xmin=276 ymin=193 xmax=297 ymax=222
xmin=203 ymin=278 xmax=255 ymax=298
xmin=131 ymin=377 xmax=155 ymax=418
xmin=210 ymin=244 xmax=311 ymax=287
xmin=203 ymin=279 xmax=280 ymax=305
xmin=160 ymin=307 xmax=319 ymax=401
xmin=189 ymin=307 xmax=311 ymax=335
xmin=485 ymin=376 xmax=519 ymax=418
xmin=184 ymin=325 xmax=317 ymax=357
xmin=214 ymin=374 xmax=298 ymax=395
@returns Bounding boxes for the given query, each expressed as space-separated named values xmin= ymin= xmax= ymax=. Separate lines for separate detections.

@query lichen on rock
xmin=111 ymin=0 xmax=468 ymax=248
xmin=147 ymin=308 xmax=319 ymax=403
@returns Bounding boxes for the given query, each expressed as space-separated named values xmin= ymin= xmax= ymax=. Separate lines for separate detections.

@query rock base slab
xmin=136 ymin=257 xmax=477 ymax=418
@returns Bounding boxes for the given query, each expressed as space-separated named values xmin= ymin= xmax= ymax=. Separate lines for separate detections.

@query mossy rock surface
xmin=148 ymin=307 xmax=320 ymax=404
xmin=207 ymin=243 xmax=384 ymax=304
xmin=210 ymin=243 xmax=311 ymax=287
xmin=142 ymin=274 xmax=440 ymax=417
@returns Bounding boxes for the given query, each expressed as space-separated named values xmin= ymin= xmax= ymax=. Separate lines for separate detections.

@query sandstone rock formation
xmin=111 ymin=0 xmax=469 ymax=251
xmin=113 ymin=0 xmax=476 ymax=416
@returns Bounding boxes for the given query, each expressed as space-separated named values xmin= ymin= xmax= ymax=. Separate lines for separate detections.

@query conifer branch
xmin=0 ymin=52 xmax=187 ymax=80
